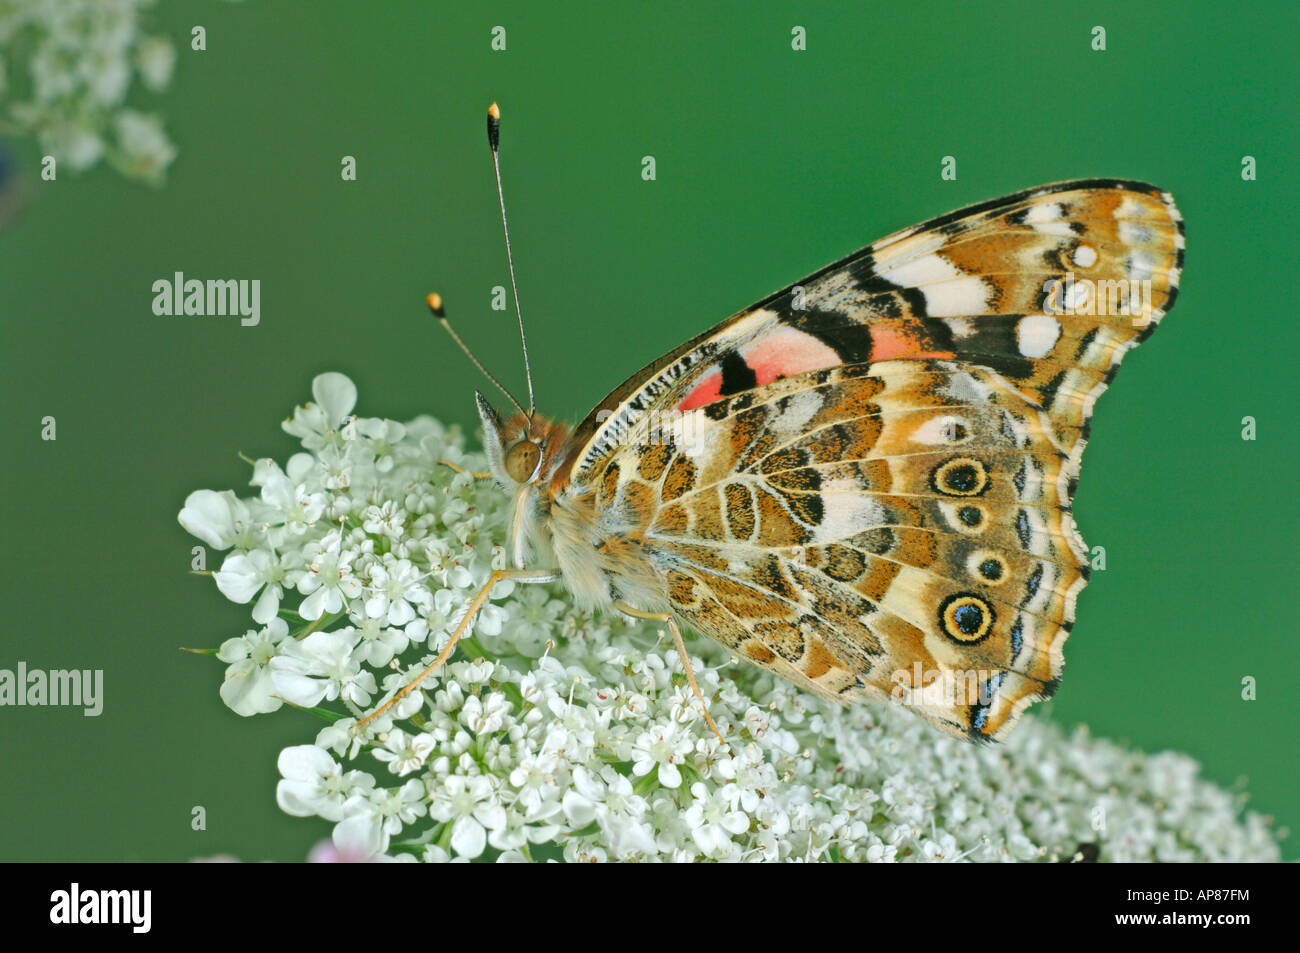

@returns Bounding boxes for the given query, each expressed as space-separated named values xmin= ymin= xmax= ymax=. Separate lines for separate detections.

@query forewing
xmin=565 ymin=179 xmax=1182 ymax=485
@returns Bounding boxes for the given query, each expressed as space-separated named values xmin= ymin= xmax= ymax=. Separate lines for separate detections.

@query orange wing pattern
xmin=549 ymin=181 xmax=1182 ymax=740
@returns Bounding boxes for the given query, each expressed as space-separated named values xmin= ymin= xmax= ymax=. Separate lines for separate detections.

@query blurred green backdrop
xmin=1 ymin=0 xmax=1295 ymax=861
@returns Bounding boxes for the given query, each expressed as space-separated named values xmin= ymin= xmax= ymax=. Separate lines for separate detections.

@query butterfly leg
xmin=614 ymin=601 xmax=725 ymax=745
xmin=353 ymin=567 xmax=559 ymax=731
xmin=438 ymin=459 xmax=493 ymax=480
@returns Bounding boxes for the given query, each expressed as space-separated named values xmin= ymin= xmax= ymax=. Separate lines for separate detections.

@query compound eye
xmin=504 ymin=440 xmax=542 ymax=483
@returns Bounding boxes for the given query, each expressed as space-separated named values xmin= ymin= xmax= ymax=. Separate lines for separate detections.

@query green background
xmin=1 ymin=1 xmax=1295 ymax=861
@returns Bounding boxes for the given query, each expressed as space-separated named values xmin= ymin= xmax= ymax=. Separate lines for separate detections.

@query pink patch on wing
xmin=677 ymin=372 xmax=723 ymax=412
xmin=868 ymin=323 xmax=951 ymax=361
xmin=676 ymin=328 xmax=844 ymax=413
xmin=869 ymin=324 xmax=954 ymax=361
xmin=743 ymin=328 xmax=841 ymax=384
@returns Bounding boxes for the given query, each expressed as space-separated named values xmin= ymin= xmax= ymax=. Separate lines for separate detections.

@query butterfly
xmin=357 ymin=104 xmax=1183 ymax=743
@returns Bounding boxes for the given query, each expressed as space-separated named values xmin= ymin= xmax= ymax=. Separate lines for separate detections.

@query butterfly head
xmin=476 ymin=392 xmax=572 ymax=569
xmin=476 ymin=392 xmax=570 ymax=489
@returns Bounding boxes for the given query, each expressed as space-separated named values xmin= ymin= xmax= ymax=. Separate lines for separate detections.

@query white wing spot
xmin=1118 ymin=221 xmax=1155 ymax=246
xmin=1116 ymin=196 xmax=1145 ymax=219
xmin=1071 ymin=244 xmax=1098 ymax=268
xmin=873 ymin=253 xmax=988 ymax=317
xmin=770 ymin=388 xmax=823 ymax=437
xmin=938 ymin=368 xmax=994 ymax=403
xmin=1016 ymin=315 xmax=1062 ymax=358
xmin=921 ymin=277 xmax=989 ymax=316
xmin=1064 ymin=281 xmax=1091 ymax=312
xmin=911 ymin=415 xmax=972 ymax=445
xmin=1126 ymin=251 xmax=1156 ymax=281
xmin=944 ymin=317 xmax=977 ymax=339
xmin=1025 ymin=202 xmax=1063 ymax=223
xmin=815 ymin=494 xmax=887 ymax=543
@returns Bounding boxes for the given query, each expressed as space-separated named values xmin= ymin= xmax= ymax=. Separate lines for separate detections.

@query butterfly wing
xmin=632 ymin=362 xmax=1086 ymax=739
xmin=557 ymin=180 xmax=1183 ymax=740
xmin=566 ymin=179 xmax=1182 ymax=483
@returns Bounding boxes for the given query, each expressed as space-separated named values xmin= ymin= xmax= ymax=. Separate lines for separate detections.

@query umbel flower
xmin=0 ymin=0 xmax=180 ymax=182
xmin=179 ymin=373 xmax=1284 ymax=862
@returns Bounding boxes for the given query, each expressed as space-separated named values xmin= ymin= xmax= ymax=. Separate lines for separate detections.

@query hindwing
xmin=579 ymin=363 xmax=1085 ymax=739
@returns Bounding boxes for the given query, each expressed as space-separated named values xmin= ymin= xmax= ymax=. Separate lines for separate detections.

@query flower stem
xmin=292 ymin=610 xmax=344 ymax=640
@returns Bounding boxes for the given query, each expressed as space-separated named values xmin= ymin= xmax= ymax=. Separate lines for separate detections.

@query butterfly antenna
xmin=427 ymin=293 xmax=527 ymax=416
xmin=487 ymin=102 xmax=536 ymax=416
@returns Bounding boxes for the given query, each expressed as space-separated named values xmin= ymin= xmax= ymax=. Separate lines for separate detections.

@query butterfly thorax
xmin=477 ymin=396 xmax=664 ymax=613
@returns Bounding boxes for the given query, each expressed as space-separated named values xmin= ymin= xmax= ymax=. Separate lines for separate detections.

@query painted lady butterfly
xmin=358 ymin=104 xmax=1183 ymax=743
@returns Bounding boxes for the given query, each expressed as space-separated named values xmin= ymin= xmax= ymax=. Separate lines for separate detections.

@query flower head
xmin=183 ymin=374 xmax=1287 ymax=863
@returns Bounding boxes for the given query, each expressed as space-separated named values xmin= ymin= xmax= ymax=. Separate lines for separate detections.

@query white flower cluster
xmin=0 ymin=0 xmax=177 ymax=181
xmin=180 ymin=373 xmax=1284 ymax=863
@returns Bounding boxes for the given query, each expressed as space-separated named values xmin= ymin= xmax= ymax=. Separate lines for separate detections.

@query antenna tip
xmin=487 ymin=102 xmax=501 ymax=151
xmin=426 ymin=292 xmax=445 ymax=316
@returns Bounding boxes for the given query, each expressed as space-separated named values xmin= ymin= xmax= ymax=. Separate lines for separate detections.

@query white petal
xmin=562 ymin=791 xmax=597 ymax=827
xmin=216 ymin=637 xmax=250 ymax=663
xmin=220 ymin=665 xmax=281 ymax=716
xmin=475 ymin=604 xmax=505 ymax=636
xmin=251 ymin=586 xmax=281 ymax=625
xmin=259 ymin=471 xmax=298 ymax=510
xmin=449 ymin=816 xmax=487 ymax=859
xmin=573 ymin=766 xmax=606 ymax=802
xmin=277 ymin=779 xmax=328 ymax=818
xmin=387 ymin=601 xmax=415 ymax=627
xmin=313 ymin=372 xmax=358 ymax=428
xmin=363 ymin=680 xmax=413 ymax=716
xmin=473 ymin=802 xmax=507 ymax=832
xmin=333 ymin=811 xmax=386 ymax=857
xmin=271 ymin=669 xmax=327 ymax=707
xmin=658 ymin=762 xmax=682 ymax=788
xmin=299 ymin=586 xmax=330 ymax=621
xmin=178 ymin=490 xmax=236 ymax=549
xmin=277 ymin=744 xmax=337 ymax=781
xmin=286 ymin=452 xmax=317 ymax=482
xmin=214 ymin=552 xmax=262 ymax=603
xmin=722 ymin=811 xmax=750 ymax=835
